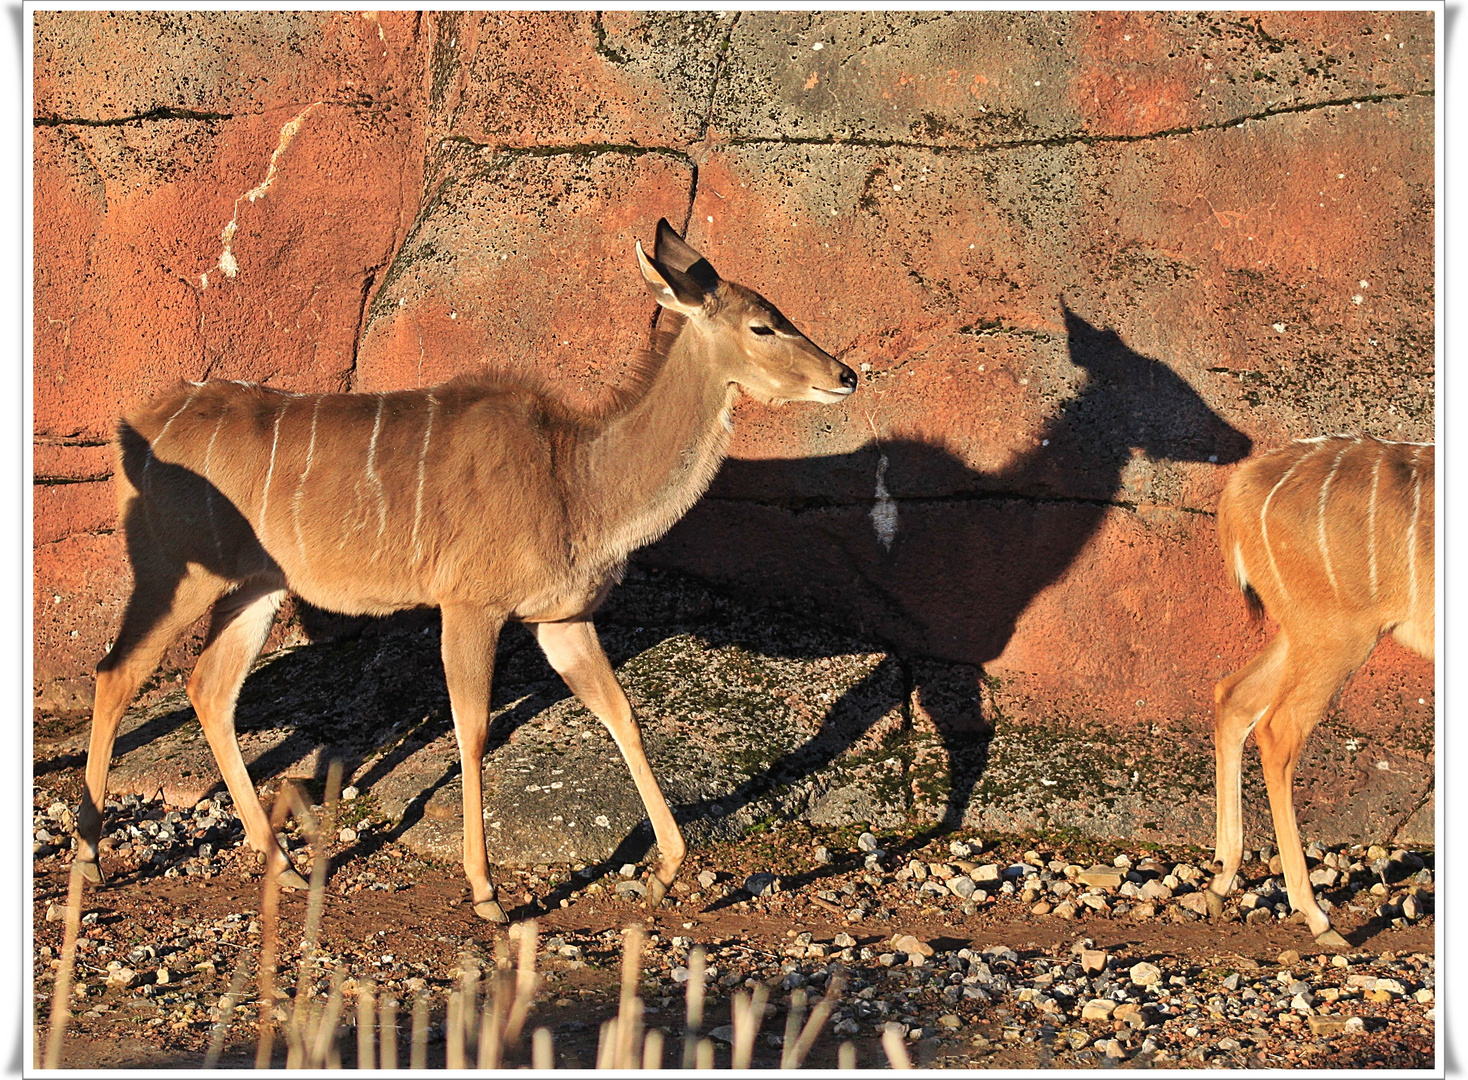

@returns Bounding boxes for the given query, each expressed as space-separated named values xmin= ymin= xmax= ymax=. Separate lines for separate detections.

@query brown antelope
xmin=75 ymin=219 xmax=857 ymax=921
xmin=1204 ymin=435 xmax=1434 ymax=947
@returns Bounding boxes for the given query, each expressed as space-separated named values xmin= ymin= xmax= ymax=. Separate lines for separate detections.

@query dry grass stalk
xmin=253 ymin=786 xmax=299 ymax=1068
xmin=780 ymin=988 xmax=807 ymax=1069
xmin=356 ymin=978 xmax=376 ymax=1070
xmin=379 ymin=994 xmax=398 ymax=1070
xmin=788 ymin=972 xmax=845 ymax=1068
xmin=460 ymin=954 xmax=480 ymax=1058
xmin=445 ymin=987 xmax=465 ymax=1069
xmin=42 ymin=862 xmax=87 ymax=1069
xmin=306 ymin=962 xmax=349 ymax=1068
xmin=532 ymin=1026 xmax=554 ymax=1069
xmin=478 ymin=967 xmax=510 ymax=1069
xmin=409 ymin=991 xmax=429 ymax=1070
xmin=642 ymin=1027 xmax=665 ymax=1069
xmin=838 ymin=1040 xmax=856 ymax=1069
xmin=881 ymin=1022 xmax=913 ymax=1069
xmin=202 ymin=946 xmax=255 ymax=1068
xmin=505 ymin=919 xmax=540 ymax=1045
xmin=695 ymin=1037 xmax=715 ymax=1069
xmin=681 ymin=946 xmax=706 ymax=1069
xmin=615 ymin=925 xmax=646 ymax=1069
xmin=730 ymin=982 xmax=769 ymax=1069
xmin=595 ymin=1019 xmax=615 ymax=1069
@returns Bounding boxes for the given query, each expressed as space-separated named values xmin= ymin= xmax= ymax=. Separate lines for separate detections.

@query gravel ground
xmin=31 ymin=781 xmax=1435 ymax=1070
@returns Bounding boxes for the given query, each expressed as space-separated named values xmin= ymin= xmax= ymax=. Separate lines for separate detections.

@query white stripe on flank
xmin=1367 ymin=443 xmax=1383 ymax=599
xmin=292 ymin=399 xmax=322 ymax=569
xmin=257 ymin=400 xmax=287 ymax=538
xmin=1316 ymin=442 xmax=1349 ymax=596
xmin=410 ymin=393 xmax=438 ymax=562
xmin=365 ymin=394 xmax=388 ymax=545
xmin=202 ymin=408 xmax=227 ymax=564
xmin=143 ymin=387 xmax=201 ymax=491
xmin=1406 ymin=445 xmax=1422 ymax=619
xmin=1259 ymin=443 xmax=1321 ymax=605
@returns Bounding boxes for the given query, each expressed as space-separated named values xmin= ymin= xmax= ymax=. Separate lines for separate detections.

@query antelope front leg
xmin=440 ymin=604 xmax=509 ymax=923
xmin=535 ymin=619 xmax=686 ymax=907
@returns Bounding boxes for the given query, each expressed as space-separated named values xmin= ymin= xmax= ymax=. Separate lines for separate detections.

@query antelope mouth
xmin=809 ymin=385 xmax=856 ymax=403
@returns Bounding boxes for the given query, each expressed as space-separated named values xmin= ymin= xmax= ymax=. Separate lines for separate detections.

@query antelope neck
xmin=574 ymin=324 xmax=737 ymax=561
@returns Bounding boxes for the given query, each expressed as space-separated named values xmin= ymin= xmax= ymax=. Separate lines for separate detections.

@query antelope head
xmin=636 ymin=219 xmax=857 ymax=404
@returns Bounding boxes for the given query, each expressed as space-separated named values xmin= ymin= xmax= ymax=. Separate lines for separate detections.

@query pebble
xmin=341 ymin=786 xmax=359 ymax=801
xmin=338 ymin=827 xmax=358 ymax=843
xmin=1129 ymin=962 xmax=1162 ymax=986
xmin=1080 ymin=999 xmax=1116 ymax=1021
xmin=744 ymin=873 xmax=779 ymax=897
xmin=697 ymin=870 xmax=718 ymax=889
xmin=1078 ymin=949 xmax=1108 ymax=975
xmin=1075 ymin=865 xmax=1124 ymax=889
xmin=890 ymin=933 xmax=933 ymax=958
xmin=857 ymin=832 xmax=879 ymax=853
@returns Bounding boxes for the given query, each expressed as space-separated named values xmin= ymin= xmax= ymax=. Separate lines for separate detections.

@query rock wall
xmin=33 ymin=11 xmax=1434 ymax=840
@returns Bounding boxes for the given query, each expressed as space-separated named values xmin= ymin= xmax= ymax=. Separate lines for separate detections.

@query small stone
xmin=156 ymin=967 xmax=173 ymax=985
xmin=1075 ymin=866 xmax=1124 ymax=889
xmin=1079 ymin=949 xmax=1108 ymax=975
xmin=1031 ymin=901 xmax=1052 ymax=915
xmin=341 ymin=786 xmax=359 ymax=801
xmin=1081 ymin=999 xmax=1116 ymax=1021
xmin=697 ymin=870 xmax=718 ymax=889
xmin=1139 ymin=879 xmax=1173 ymax=902
xmin=814 ymin=846 xmax=832 ymax=865
xmin=1113 ymin=1003 xmax=1144 ymax=1026
xmin=891 ymin=933 xmax=934 ymax=957
xmin=947 ymin=875 xmax=977 ymax=899
xmin=338 ymin=827 xmax=358 ymax=843
xmin=45 ymin=903 xmax=63 ymax=923
xmin=971 ymin=864 xmax=1002 ymax=884
xmin=1277 ymin=949 xmax=1300 ymax=967
xmin=105 ymin=966 xmax=138 ymax=989
xmin=744 ymin=873 xmax=778 ymax=898
xmin=857 ymin=832 xmax=879 ymax=853
xmin=1129 ymin=902 xmax=1156 ymax=921
xmin=937 ymin=1013 xmax=962 ymax=1029
xmin=1291 ymin=992 xmax=1314 ymax=1014
xmin=614 ymin=880 xmax=647 ymax=899
xmin=1129 ymin=962 xmax=1162 ymax=987
xmin=619 ymin=863 xmax=639 ymax=879
xmin=833 ymin=932 xmax=856 ymax=948
xmin=949 ymin=841 xmax=973 ymax=858
xmin=1221 ymin=973 xmax=1240 ymax=992
xmin=1308 ymin=1014 xmax=1352 ymax=1035
xmin=708 ymin=1024 xmax=735 ymax=1044
xmin=1373 ymin=978 xmax=1406 ymax=996
xmin=1052 ymin=900 xmax=1077 ymax=920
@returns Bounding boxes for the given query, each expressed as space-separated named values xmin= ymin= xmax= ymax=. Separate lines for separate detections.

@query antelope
xmin=1204 ymin=435 xmax=1434 ymax=947
xmin=74 ymin=219 xmax=858 ymax=921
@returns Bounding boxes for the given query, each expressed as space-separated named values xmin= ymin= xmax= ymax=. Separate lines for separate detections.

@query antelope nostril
xmin=839 ymin=367 xmax=858 ymax=390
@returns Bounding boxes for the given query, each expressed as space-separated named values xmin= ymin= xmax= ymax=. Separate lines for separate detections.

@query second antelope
xmin=1205 ymin=435 xmax=1434 ymax=947
xmin=76 ymin=220 xmax=857 ymax=920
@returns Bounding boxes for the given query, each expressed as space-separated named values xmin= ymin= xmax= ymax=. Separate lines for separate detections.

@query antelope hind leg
xmin=187 ymin=581 xmax=308 ymax=890
xmin=535 ymin=619 xmax=686 ymax=906
xmin=1206 ymin=636 xmax=1288 ymax=917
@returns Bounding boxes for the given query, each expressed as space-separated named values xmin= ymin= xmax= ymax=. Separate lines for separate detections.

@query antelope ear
xmin=654 ymin=218 xmax=720 ymax=291
xmin=636 ymin=240 xmax=708 ymax=316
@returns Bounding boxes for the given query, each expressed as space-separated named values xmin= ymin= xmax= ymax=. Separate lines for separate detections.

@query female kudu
xmin=76 ymin=220 xmax=857 ymax=921
xmin=1204 ymin=436 xmax=1434 ymax=947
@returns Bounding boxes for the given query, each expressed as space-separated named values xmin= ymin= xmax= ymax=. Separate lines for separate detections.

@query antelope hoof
xmin=76 ymin=858 xmax=102 ymax=885
xmin=1204 ymin=891 xmax=1225 ymax=919
xmin=275 ymin=864 xmax=310 ymax=891
xmin=1314 ymin=928 xmax=1350 ymax=950
xmin=474 ymin=899 xmax=509 ymax=924
xmin=646 ymin=875 xmax=671 ymax=909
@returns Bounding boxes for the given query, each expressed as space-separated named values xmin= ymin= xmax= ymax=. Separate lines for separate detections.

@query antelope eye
xmin=749 ymin=324 xmax=775 ymax=336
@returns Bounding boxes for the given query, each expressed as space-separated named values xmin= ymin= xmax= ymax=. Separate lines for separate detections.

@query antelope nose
xmin=839 ymin=366 xmax=858 ymax=391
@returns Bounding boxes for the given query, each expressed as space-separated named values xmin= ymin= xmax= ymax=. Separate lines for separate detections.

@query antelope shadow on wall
xmin=645 ymin=304 xmax=1254 ymax=832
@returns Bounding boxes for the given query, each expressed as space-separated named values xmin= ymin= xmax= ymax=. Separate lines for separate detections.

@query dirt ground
xmin=32 ymin=757 xmax=1435 ymax=1072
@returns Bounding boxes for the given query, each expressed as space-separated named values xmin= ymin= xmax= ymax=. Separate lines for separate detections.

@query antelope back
xmin=1218 ymin=436 xmax=1433 ymax=656
xmin=118 ymin=378 xmax=572 ymax=616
